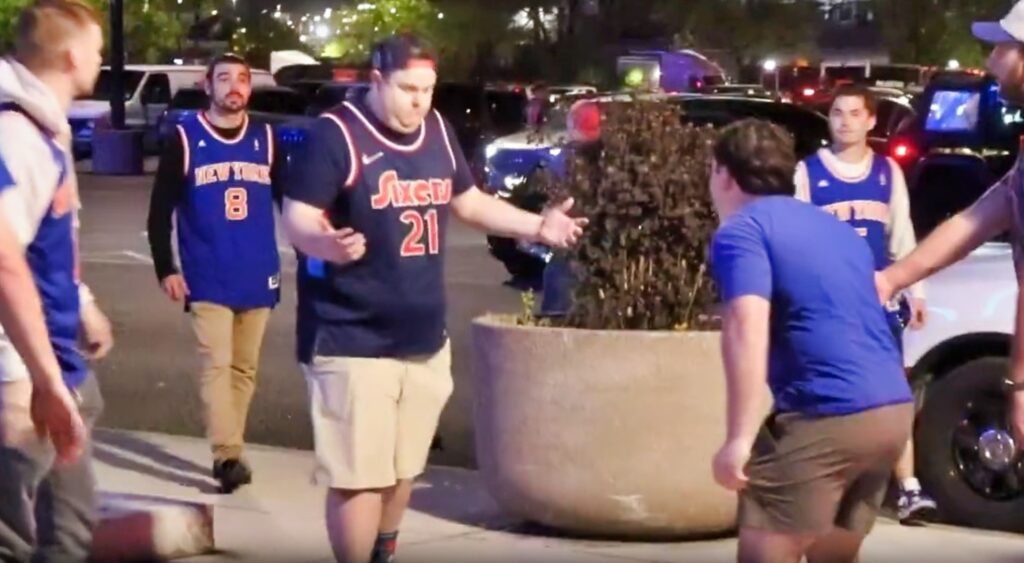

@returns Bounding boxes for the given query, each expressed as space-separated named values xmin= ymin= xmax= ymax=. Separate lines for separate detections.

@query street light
xmin=763 ymin=59 xmax=780 ymax=94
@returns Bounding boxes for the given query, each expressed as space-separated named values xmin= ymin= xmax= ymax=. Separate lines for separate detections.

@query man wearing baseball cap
xmin=283 ymin=34 xmax=586 ymax=563
xmin=877 ymin=0 xmax=1024 ymax=491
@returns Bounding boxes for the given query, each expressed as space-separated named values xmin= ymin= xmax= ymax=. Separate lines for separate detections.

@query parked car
xmin=483 ymin=94 xmax=831 ymax=283
xmin=69 ymin=65 xmax=275 ymax=158
xmin=902 ymin=240 xmax=1023 ymax=533
xmin=305 ymin=81 xmax=371 ymax=116
xmin=700 ymin=84 xmax=776 ymax=100
xmin=887 ymin=71 xmax=1023 ymax=238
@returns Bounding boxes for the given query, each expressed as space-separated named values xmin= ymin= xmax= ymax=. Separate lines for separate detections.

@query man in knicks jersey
xmin=147 ymin=53 xmax=282 ymax=494
xmin=283 ymin=35 xmax=586 ymax=563
xmin=794 ymin=82 xmax=936 ymax=526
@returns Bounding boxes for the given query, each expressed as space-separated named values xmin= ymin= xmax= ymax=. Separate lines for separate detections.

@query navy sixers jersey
xmin=807 ymin=152 xmax=892 ymax=270
xmin=290 ymin=99 xmax=474 ymax=361
xmin=0 ymin=105 xmax=87 ymax=388
xmin=176 ymin=113 xmax=280 ymax=309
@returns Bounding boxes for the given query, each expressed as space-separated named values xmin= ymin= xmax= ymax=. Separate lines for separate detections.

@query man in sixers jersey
xmin=794 ymin=83 xmax=937 ymax=526
xmin=147 ymin=53 xmax=281 ymax=494
xmin=283 ymin=35 xmax=586 ymax=563
xmin=0 ymin=2 xmax=114 ymax=559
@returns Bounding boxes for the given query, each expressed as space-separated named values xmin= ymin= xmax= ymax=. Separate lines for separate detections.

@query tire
xmin=486 ymin=235 xmax=547 ymax=281
xmin=915 ymin=356 xmax=1024 ymax=532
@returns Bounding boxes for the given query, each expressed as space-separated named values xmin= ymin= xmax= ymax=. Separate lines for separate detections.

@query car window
xmin=315 ymin=85 xmax=350 ymax=110
xmin=84 ymin=70 xmax=145 ymax=101
xmin=169 ymin=88 xmax=208 ymax=110
xmin=678 ymin=99 xmax=829 ymax=157
xmin=141 ymin=74 xmax=172 ymax=105
xmin=251 ymin=90 xmax=306 ymax=115
xmin=872 ymin=99 xmax=897 ymax=138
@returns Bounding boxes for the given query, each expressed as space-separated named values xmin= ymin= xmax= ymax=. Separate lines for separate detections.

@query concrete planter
xmin=471 ymin=315 xmax=738 ymax=539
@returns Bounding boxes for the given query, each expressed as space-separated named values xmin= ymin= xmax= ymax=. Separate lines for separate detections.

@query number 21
xmin=400 ymin=209 xmax=439 ymax=257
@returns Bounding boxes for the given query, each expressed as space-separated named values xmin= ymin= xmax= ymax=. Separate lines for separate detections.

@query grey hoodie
xmin=0 ymin=57 xmax=92 ymax=383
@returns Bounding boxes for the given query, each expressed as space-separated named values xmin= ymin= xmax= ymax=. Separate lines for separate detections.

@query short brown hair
xmin=713 ymin=119 xmax=797 ymax=197
xmin=830 ymin=83 xmax=878 ymax=116
xmin=206 ymin=52 xmax=251 ymax=81
xmin=15 ymin=0 xmax=101 ymax=70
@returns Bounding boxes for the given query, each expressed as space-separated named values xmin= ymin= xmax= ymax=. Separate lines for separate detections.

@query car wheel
xmin=916 ymin=356 xmax=1024 ymax=532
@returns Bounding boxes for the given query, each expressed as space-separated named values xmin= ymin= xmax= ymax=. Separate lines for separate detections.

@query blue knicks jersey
xmin=177 ymin=114 xmax=280 ymax=309
xmin=0 ymin=104 xmax=87 ymax=388
xmin=807 ymin=152 xmax=892 ymax=270
xmin=298 ymin=102 xmax=459 ymax=360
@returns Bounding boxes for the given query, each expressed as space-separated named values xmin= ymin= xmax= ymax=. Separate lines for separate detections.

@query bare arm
xmin=451 ymin=187 xmax=543 ymax=240
xmin=885 ymin=176 xmax=1014 ymax=292
xmin=793 ymin=161 xmax=810 ymax=202
xmin=886 ymin=160 xmax=925 ymax=299
xmin=720 ymin=295 xmax=771 ymax=447
xmin=0 ymin=218 xmax=64 ymax=390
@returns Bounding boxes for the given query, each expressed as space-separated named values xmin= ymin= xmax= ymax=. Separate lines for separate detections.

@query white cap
xmin=973 ymin=1 xmax=1024 ymax=44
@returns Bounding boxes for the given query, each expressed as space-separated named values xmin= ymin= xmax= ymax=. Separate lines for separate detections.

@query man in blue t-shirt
xmin=282 ymin=34 xmax=586 ymax=563
xmin=708 ymin=119 xmax=914 ymax=562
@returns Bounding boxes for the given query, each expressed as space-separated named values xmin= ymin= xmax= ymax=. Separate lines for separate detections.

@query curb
xmin=91 ymin=492 xmax=214 ymax=562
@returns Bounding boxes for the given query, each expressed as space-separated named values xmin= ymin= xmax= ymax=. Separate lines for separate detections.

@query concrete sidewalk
xmin=92 ymin=429 xmax=1024 ymax=562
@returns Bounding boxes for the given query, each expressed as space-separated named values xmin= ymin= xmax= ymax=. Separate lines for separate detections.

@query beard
xmin=214 ymin=95 xmax=247 ymax=114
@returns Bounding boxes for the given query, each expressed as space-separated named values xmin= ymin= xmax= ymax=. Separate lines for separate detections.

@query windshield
xmin=82 ymin=70 xmax=145 ymax=101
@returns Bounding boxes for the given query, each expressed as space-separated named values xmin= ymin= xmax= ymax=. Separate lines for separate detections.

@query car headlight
xmin=485 ymin=143 xmax=499 ymax=160
xmin=549 ymin=147 xmax=562 ymax=156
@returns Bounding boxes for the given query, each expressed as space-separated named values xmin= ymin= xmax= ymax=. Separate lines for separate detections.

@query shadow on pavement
xmin=93 ymin=429 xmax=220 ymax=494
xmin=409 ymin=466 xmax=732 ymax=544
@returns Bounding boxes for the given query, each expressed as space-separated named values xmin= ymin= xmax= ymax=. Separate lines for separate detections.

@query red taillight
xmin=568 ymin=100 xmax=602 ymax=143
xmin=891 ymin=141 xmax=916 ymax=161
xmin=802 ymin=87 xmax=816 ymax=97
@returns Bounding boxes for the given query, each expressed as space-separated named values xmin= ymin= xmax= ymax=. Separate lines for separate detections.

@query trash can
xmin=91 ymin=128 xmax=145 ymax=176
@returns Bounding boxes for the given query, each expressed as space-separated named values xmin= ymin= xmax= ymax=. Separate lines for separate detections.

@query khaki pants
xmin=190 ymin=302 xmax=271 ymax=462
xmin=302 ymin=341 xmax=454 ymax=490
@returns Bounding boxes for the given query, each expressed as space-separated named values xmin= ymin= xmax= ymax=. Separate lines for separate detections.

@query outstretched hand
xmin=537 ymin=198 xmax=588 ymax=248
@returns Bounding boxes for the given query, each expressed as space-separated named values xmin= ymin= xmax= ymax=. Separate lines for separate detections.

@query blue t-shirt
xmin=710 ymin=196 xmax=912 ymax=417
xmin=285 ymin=97 xmax=475 ymax=361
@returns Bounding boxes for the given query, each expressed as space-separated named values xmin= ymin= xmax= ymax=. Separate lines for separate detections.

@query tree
xmin=231 ymin=10 xmax=311 ymax=69
xmin=873 ymin=0 xmax=1014 ymax=67
xmin=322 ymin=0 xmax=441 ymax=64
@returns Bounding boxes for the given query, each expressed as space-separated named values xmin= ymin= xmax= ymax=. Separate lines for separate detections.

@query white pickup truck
xmin=903 ymin=241 xmax=1022 ymax=532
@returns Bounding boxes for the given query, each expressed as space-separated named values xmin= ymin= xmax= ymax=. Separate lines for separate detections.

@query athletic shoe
xmin=898 ymin=489 xmax=938 ymax=525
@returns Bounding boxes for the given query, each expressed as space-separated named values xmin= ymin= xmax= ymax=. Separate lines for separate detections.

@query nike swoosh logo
xmin=362 ymin=152 xmax=384 ymax=165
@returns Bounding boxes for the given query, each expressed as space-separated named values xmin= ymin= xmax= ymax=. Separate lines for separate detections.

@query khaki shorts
xmin=740 ymin=402 xmax=914 ymax=535
xmin=302 ymin=341 xmax=454 ymax=490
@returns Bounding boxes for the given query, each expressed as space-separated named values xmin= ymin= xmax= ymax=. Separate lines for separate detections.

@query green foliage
xmin=324 ymin=0 xmax=439 ymax=64
xmin=542 ymin=99 xmax=721 ymax=331
xmin=872 ymin=0 xmax=1015 ymax=68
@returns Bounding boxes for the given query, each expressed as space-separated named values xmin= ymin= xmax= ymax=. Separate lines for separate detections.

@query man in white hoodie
xmin=0 ymin=1 xmax=112 ymax=561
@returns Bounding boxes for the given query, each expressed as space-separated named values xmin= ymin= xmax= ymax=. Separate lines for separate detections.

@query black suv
xmin=889 ymin=71 xmax=1024 ymax=238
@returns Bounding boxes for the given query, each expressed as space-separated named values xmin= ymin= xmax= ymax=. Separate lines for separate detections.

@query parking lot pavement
xmin=78 ymin=168 xmax=521 ymax=469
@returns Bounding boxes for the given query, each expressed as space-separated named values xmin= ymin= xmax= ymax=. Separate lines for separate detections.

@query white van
xmin=69 ymin=64 xmax=276 ymax=156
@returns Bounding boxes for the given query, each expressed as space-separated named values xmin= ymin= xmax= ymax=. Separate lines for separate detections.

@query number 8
xmin=225 ymin=187 xmax=248 ymax=220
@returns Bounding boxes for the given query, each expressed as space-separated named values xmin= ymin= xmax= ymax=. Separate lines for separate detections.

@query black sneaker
xmin=213 ymin=459 xmax=252 ymax=494
xmin=897 ymin=489 xmax=938 ymax=525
